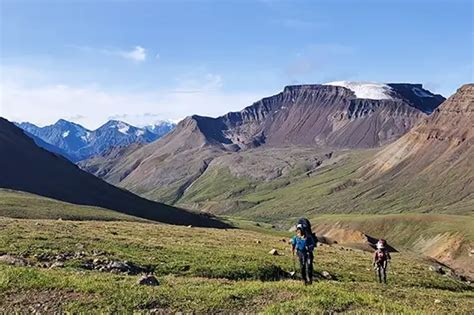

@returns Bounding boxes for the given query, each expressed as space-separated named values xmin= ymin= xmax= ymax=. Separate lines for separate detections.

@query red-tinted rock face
xmin=185 ymin=83 xmax=444 ymax=150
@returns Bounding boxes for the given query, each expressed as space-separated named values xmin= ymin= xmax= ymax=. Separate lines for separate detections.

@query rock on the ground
xmin=269 ymin=249 xmax=279 ymax=255
xmin=82 ymin=258 xmax=146 ymax=275
xmin=429 ymin=265 xmax=445 ymax=274
xmin=49 ymin=262 xmax=65 ymax=269
xmin=0 ymin=254 xmax=28 ymax=266
xmin=321 ymin=271 xmax=333 ymax=280
xmin=137 ymin=275 xmax=159 ymax=286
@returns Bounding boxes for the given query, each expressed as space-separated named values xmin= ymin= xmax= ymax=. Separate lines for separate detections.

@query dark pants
xmin=297 ymin=251 xmax=314 ymax=283
xmin=376 ymin=261 xmax=388 ymax=283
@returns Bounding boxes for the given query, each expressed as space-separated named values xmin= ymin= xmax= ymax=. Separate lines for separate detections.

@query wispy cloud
xmin=71 ymin=45 xmax=148 ymax=62
xmin=118 ymin=46 xmax=147 ymax=62
xmin=0 ymin=67 xmax=268 ymax=129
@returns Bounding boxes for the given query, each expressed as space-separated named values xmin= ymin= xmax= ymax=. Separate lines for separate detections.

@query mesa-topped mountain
xmin=0 ymin=117 xmax=225 ymax=227
xmin=175 ymin=82 xmax=443 ymax=150
xmin=80 ymin=82 xmax=445 ymax=203
xmin=16 ymin=119 xmax=175 ymax=162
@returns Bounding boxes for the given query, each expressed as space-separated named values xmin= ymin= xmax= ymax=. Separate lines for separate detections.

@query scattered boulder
xmin=0 ymin=254 xmax=28 ymax=266
xmin=429 ymin=265 xmax=445 ymax=275
xmin=434 ymin=299 xmax=441 ymax=304
xmin=81 ymin=260 xmax=94 ymax=270
xmin=34 ymin=253 xmax=54 ymax=262
xmin=81 ymin=258 xmax=147 ymax=275
xmin=255 ymin=240 xmax=261 ymax=244
xmin=187 ymin=225 xmax=192 ymax=228
xmin=49 ymin=262 xmax=64 ymax=269
xmin=269 ymin=249 xmax=279 ymax=256
xmin=281 ymin=239 xmax=286 ymax=243
xmin=91 ymin=249 xmax=106 ymax=256
xmin=321 ymin=271 xmax=333 ymax=280
xmin=137 ymin=274 xmax=159 ymax=286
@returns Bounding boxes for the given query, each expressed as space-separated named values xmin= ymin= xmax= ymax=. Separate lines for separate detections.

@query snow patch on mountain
xmin=62 ymin=131 xmax=70 ymax=138
xmin=118 ymin=125 xmax=130 ymax=135
xmin=324 ymin=81 xmax=393 ymax=100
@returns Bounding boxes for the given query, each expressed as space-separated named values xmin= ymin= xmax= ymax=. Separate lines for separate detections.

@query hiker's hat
xmin=376 ymin=239 xmax=386 ymax=249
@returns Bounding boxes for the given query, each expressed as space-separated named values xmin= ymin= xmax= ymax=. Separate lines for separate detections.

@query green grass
xmin=0 ymin=189 xmax=144 ymax=221
xmin=175 ymin=148 xmax=473 ymax=218
xmin=0 ymin=217 xmax=472 ymax=313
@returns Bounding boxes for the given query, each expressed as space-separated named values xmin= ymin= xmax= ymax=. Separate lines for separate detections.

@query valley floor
xmin=0 ymin=217 xmax=472 ymax=313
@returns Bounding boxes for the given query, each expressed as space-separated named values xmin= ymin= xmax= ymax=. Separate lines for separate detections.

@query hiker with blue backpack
xmin=291 ymin=218 xmax=317 ymax=285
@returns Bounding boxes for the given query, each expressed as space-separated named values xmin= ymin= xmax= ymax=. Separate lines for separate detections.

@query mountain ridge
xmin=80 ymin=82 xmax=446 ymax=203
xmin=15 ymin=119 xmax=176 ymax=162
xmin=0 ymin=117 xmax=226 ymax=228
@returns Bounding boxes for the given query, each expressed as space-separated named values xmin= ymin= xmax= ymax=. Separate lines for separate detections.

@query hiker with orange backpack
xmin=373 ymin=239 xmax=391 ymax=284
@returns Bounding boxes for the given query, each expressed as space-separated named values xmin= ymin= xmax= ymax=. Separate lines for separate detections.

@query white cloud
xmin=0 ymin=68 xmax=269 ymax=129
xmin=118 ymin=46 xmax=147 ymax=62
xmin=71 ymin=45 xmax=148 ymax=62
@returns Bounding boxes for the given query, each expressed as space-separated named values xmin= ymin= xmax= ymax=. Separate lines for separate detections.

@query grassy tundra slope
xmin=0 ymin=189 xmax=145 ymax=222
xmin=0 ymin=217 xmax=472 ymax=313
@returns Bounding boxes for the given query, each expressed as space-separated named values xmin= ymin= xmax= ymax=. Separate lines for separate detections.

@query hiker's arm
xmin=373 ymin=252 xmax=377 ymax=265
xmin=290 ymin=237 xmax=296 ymax=255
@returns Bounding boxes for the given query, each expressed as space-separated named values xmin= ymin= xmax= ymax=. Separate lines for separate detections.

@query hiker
xmin=373 ymin=239 xmax=391 ymax=284
xmin=291 ymin=219 xmax=316 ymax=285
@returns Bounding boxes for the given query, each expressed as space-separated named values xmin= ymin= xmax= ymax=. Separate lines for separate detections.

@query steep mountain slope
xmin=0 ymin=118 xmax=226 ymax=227
xmin=16 ymin=119 xmax=175 ymax=162
xmin=81 ymin=82 xmax=444 ymax=202
xmin=170 ymin=84 xmax=472 ymax=218
xmin=17 ymin=119 xmax=90 ymax=159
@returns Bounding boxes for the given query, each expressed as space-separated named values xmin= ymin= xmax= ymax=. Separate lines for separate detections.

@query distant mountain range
xmin=15 ymin=119 xmax=175 ymax=162
xmin=0 ymin=117 xmax=226 ymax=227
xmin=79 ymin=82 xmax=445 ymax=203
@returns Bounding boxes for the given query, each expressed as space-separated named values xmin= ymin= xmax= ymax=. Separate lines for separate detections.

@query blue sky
xmin=1 ymin=0 xmax=472 ymax=128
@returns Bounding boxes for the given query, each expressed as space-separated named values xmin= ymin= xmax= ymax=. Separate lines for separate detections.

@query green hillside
xmin=176 ymin=149 xmax=473 ymax=219
xmin=0 ymin=189 xmax=145 ymax=222
xmin=0 ymin=217 xmax=472 ymax=313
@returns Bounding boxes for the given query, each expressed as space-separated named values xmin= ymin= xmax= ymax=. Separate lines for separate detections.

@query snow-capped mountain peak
xmin=324 ymin=81 xmax=394 ymax=100
xmin=15 ymin=118 xmax=176 ymax=162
